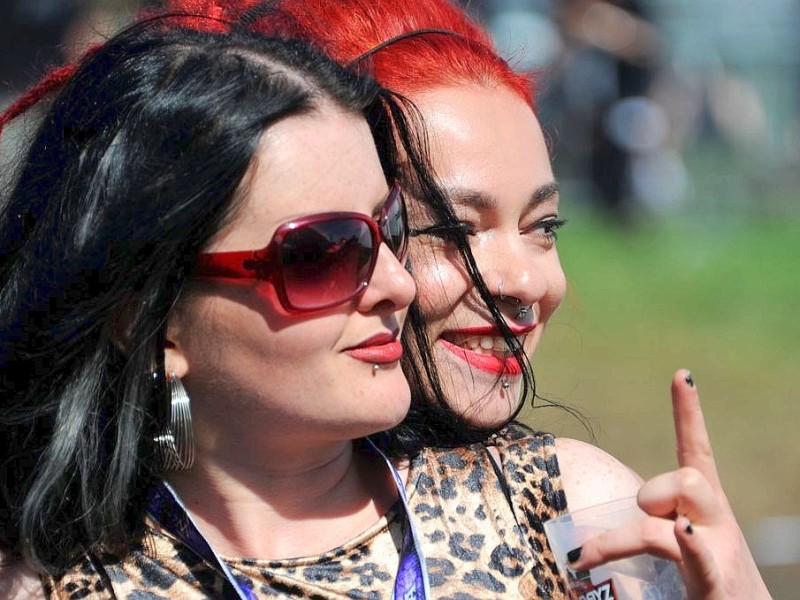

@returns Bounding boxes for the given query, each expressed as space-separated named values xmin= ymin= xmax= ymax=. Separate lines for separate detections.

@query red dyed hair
xmin=163 ymin=0 xmax=536 ymax=107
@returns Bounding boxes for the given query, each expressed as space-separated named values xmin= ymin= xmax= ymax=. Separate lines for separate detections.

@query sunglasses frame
xmin=194 ymin=182 xmax=407 ymax=313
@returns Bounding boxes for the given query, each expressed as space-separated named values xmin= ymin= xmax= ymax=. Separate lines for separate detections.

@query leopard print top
xmin=45 ymin=423 xmax=569 ymax=599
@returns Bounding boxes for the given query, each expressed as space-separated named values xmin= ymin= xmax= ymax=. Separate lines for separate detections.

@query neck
xmin=166 ymin=440 xmax=398 ymax=559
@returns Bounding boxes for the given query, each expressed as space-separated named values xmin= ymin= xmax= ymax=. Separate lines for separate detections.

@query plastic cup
xmin=543 ymin=496 xmax=687 ymax=600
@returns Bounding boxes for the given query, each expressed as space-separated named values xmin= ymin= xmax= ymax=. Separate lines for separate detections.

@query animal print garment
xmin=44 ymin=423 xmax=569 ymax=598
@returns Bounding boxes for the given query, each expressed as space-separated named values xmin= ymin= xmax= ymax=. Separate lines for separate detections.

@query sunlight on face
xmin=409 ymin=84 xmax=567 ymax=426
xmin=165 ymin=105 xmax=416 ymax=462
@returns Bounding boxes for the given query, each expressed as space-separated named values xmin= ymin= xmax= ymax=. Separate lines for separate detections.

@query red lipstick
xmin=439 ymin=339 xmax=523 ymax=375
xmin=437 ymin=322 xmax=537 ymax=376
xmin=345 ymin=334 xmax=403 ymax=364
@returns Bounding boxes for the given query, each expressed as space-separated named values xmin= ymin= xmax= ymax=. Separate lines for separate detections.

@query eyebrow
xmin=443 ymin=181 xmax=560 ymax=211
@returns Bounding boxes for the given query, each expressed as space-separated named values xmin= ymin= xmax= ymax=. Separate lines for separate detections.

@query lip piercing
xmin=373 ymin=364 xmax=381 ymax=372
xmin=516 ymin=305 xmax=532 ymax=320
xmin=501 ymin=380 xmax=511 ymax=390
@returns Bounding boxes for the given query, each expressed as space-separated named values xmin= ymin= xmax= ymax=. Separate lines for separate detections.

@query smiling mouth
xmin=446 ymin=333 xmax=515 ymax=359
xmin=437 ymin=327 xmax=536 ymax=376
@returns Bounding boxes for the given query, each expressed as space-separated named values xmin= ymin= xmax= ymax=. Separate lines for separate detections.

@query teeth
xmin=462 ymin=335 xmax=511 ymax=356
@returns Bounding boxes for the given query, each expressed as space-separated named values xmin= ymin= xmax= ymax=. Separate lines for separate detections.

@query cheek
xmin=174 ymin=283 xmax=297 ymax=370
xmin=541 ymin=254 xmax=567 ymax=318
xmin=409 ymin=247 xmax=469 ymax=320
xmin=249 ymin=280 xmax=293 ymax=318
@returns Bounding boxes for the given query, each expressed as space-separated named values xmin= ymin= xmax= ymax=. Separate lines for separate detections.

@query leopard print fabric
xmin=45 ymin=424 xmax=569 ymax=599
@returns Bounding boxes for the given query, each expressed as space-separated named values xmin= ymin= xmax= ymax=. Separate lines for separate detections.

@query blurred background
xmin=1 ymin=0 xmax=798 ymax=596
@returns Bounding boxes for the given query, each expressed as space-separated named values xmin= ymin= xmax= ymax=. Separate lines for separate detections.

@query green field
xmin=521 ymin=212 xmax=800 ymax=525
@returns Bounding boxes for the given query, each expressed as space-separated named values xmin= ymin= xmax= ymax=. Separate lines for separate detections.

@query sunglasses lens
xmin=280 ymin=219 xmax=375 ymax=310
xmin=381 ymin=186 xmax=408 ymax=261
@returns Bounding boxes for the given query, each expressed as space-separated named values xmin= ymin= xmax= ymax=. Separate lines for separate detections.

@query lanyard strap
xmin=366 ymin=438 xmax=432 ymax=600
xmin=147 ymin=444 xmax=430 ymax=600
xmin=148 ymin=482 xmax=255 ymax=600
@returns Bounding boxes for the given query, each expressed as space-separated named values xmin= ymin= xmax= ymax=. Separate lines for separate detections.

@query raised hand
xmin=569 ymin=370 xmax=772 ymax=599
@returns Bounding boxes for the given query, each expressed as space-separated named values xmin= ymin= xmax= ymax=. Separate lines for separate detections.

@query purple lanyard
xmin=147 ymin=442 xmax=430 ymax=600
xmin=368 ymin=438 xmax=432 ymax=600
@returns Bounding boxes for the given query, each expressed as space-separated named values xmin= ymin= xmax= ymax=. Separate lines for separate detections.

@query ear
xmin=164 ymin=310 xmax=190 ymax=380
xmin=111 ymin=295 xmax=190 ymax=380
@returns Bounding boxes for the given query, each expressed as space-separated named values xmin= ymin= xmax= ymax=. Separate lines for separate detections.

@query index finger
xmin=671 ymin=369 xmax=723 ymax=492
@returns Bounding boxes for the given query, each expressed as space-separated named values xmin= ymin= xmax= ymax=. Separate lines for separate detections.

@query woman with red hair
xmin=205 ymin=1 xmax=769 ymax=598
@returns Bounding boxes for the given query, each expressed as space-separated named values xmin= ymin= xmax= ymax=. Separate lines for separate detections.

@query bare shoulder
xmin=555 ymin=437 xmax=643 ymax=512
xmin=0 ymin=552 xmax=46 ymax=599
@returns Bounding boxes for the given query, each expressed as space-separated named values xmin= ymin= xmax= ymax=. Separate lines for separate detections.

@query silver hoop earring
xmin=154 ymin=373 xmax=195 ymax=471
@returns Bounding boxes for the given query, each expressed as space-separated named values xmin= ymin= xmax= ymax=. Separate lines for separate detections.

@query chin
xmin=367 ymin=374 xmax=411 ymax=430
xmin=434 ymin=350 xmax=522 ymax=427
xmin=453 ymin=394 xmax=520 ymax=428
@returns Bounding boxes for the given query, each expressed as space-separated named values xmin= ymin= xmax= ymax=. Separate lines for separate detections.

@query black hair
xmin=0 ymin=17 xmax=442 ymax=573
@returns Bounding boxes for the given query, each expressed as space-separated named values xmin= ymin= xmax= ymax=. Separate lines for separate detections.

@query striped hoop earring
xmin=154 ymin=372 xmax=195 ymax=471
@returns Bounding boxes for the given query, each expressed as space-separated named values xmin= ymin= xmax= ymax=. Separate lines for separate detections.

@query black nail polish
xmin=567 ymin=547 xmax=582 ymax=563
xmin=685 ymin=372 xmax=695 ymax=387
xmin=685 ymin=522 xmax=694 ymax=535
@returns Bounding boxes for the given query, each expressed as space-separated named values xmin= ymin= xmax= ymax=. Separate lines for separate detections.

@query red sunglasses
xmin=194 ymin=182 xmax=408 ymax=313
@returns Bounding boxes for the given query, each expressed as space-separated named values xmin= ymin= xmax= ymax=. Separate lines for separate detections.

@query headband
xmin=348 ymin=28 xmax=468 ymax=68
xmin=236 ymin=1 xmax=281 ymax=28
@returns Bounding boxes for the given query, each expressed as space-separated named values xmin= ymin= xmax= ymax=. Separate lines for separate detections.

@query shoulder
xmin=555 ymin=437 xmax=643 ymax=512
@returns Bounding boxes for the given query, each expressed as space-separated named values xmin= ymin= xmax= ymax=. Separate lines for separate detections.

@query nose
xmin=356 ymin=242 xmax=416 ymax=313
xmin=473 ymin=233 xmax=552 ymax=311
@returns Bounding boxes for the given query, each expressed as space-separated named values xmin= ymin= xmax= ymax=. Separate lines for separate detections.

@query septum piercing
xmin=499 ymin=281 xmax=532 ymax=320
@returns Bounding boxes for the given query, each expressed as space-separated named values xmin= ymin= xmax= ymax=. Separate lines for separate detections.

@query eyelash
xmin=410 ymin=222 xmax=471 ymax=240
xmin=528 ymin=217 xmax=568 ymax=242
xmin=411 ymin=218 xmax=568 ymax=242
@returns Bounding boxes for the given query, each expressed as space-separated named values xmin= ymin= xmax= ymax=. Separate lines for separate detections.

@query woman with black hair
xmin=0 ymin=15 xmax=459 ymax=598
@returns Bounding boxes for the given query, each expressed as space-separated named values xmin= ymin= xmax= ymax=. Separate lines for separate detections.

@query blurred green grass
xmin=521 ymin=211 xmax=800 ymax=525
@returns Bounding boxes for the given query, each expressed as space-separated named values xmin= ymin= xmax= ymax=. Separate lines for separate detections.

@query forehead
xmin=411 ymin=83 xmax=551 ymax=181
xmin=407 ymin=84 xmax=555 ymax=216
xmin=207 ymin=105 xmax=388 ymax=252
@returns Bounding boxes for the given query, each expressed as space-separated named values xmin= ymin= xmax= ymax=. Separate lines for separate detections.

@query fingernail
xmin=685 ymin=372 xmax=695 ymax=387
xmin=567 ymin=547 xmax=582 ymax=563
xmin=685 ymin=521 xmax=694 ymax=535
